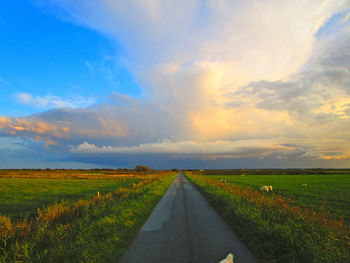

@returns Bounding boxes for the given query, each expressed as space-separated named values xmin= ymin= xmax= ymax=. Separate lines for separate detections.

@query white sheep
xmin=302 ymin=184 xmax=308 ymax=187
xmin=260 ymin=185 xmax=269 ymax=192
xmin=218 ymin=253 xmax=234 ymax=263
xmin=260 ymin=185 xmax=273 ymax=192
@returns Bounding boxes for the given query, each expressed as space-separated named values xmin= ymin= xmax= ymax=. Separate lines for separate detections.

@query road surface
xmin=119 ymin=174 xmax=258 ymax=263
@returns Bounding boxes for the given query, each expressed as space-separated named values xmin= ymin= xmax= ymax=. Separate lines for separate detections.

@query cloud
xmin=15 ymin=92 xmax=96 ymax=109
xmin=232 ymin=13 xmax=350 ymax=142
xmin=47 ymin=1 xmax=348 ymax=102
xmin=0 ymin=95 xmax=185 ymax=146
xmin=72 ymin=139 xmax=296 ymax=159
xmin=0 ymin=107 xmax=125 ymax=145
xmin=1 ymin=1 xmax=350 ymax=167
xmin=321 ymin=154 xmax=350 ymax=160
xmin=71 ymin=136 xmax=350 ymax=162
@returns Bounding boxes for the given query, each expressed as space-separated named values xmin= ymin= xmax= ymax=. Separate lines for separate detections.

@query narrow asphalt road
xmin=119 ymin=174 xmax=258 ymax=263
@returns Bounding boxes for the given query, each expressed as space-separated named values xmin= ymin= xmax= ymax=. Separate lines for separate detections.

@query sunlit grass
xmin=187 ymin=172 xmax=350 ymax=263
xmin=209 ymin=173 xmax=350 ymax=221
xmin=0 ymin=178 xmax=139 ymax=219
xmin=0 ymin=171 xmax=175 ymax=262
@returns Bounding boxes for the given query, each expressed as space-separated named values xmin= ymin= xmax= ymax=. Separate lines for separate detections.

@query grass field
xmin=0 ymin=178 xmax=138 ymax=219
xmin=0 ymin=169 xmax=153 ymax=179
xmin=187 ymin=172 xmax=350 ymax=263
xmin=208 ymin=173 xmax=350 ymax=222
xmin=0 ymin=171 xmax=175 ymax=262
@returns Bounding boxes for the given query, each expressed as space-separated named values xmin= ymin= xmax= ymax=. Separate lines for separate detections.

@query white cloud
xmin=1 ymin=1 xmax=350 ymax=166
xmin=46 ymin=0 xmax=349 ymax=141
xmin=72 ymin=139 xmax=297 ymax=159
xmin=15 ymin=92 xmax=95 ymax=109
xmin=233 ymin=13 xmax=350 ymax=143
xmin=51 ymin=1 xmax=347 ymax=89
xmin=72 ymin=136 xmax=350 ymax=161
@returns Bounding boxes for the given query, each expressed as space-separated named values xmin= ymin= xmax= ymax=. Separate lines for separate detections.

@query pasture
xmin=208 ymin=173 xmax=350 ymax=221
xmin=0 ymin=170 xmax=175 ymax=262
xmin=187 ymin=172 xmax=350 ymax=263
xmin=0 ymin=177 xmax=138 ymax=219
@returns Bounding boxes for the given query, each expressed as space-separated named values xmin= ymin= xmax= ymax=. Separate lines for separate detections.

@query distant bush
xmin=135 ymin=165 xmax=152 ymax=172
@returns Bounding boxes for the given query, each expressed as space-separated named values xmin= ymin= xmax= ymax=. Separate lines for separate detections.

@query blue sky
xmin=0 ymin=0 xmax=139 ymax=116
xmin=0 ymin=1 xmax=350 ymax=168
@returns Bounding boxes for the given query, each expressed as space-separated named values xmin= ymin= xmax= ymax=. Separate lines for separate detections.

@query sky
xmin=0 ymin=0 xmax=350 ymax=169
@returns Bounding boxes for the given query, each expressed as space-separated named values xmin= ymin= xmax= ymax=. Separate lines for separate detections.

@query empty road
xmin=119 ymin=174 xmax=258 ymax=263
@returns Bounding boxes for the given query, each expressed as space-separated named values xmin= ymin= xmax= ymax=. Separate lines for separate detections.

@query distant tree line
xmin=1 ymin=168 xmax=349 ymax=175
xmin=134 ymin=165 xmax=152 ymax=172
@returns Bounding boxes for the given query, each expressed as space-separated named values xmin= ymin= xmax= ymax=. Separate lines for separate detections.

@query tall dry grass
xmin=0 ymin=172 xmax=176 ymax=262
xmin=0 ymin=178 xmax=157 ymax=240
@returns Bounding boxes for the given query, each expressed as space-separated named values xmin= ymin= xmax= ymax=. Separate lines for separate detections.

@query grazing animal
xmin=219 ymin=253 xmax=234 ymax=263
xmin=302 ymin=184 xmax=308 ymax=186
xmin=260 ymin=185 xmax=273 ymax=192
xmin=260 ymin=185 xmax=269 ymax=192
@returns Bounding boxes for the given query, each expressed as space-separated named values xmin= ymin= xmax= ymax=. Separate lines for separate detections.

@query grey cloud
xmin=237 ymin=25 xmax=350 ymax=121
xmin=64 ymin=151 xmax=350 ymax=169
xmin=344 ymin=106 xmax=350 ymax=116
xmin=223 ymin=100 xmax=245 ymax=109
xmin=71 ymin=139 xmax=297 ymax=157
xmin=0 ymin=98 xmax=186 ymax=147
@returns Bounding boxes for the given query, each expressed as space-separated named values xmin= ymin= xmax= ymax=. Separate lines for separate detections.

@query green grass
xmin=0 ymin=173 xmax=176 ymax=262
xmin=0 ymin=178 xmax=138 ymax=219
xmin=187 ymin=173 xmax=350 ymax=263
xmin=208 ymin=174 xmax=350 ymax=221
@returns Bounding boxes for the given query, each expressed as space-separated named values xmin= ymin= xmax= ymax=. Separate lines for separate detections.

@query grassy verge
xmin=187 ymin=173 xmax=350 ymax=263
xmin=0 ymin=173 xmax=175 ymax=262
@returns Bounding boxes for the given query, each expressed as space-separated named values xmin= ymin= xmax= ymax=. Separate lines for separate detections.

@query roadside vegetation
xmin=0 ymin=171 xmax=175 ymax=262
xmin=187 ymin=172 xmax=350 ymax=263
